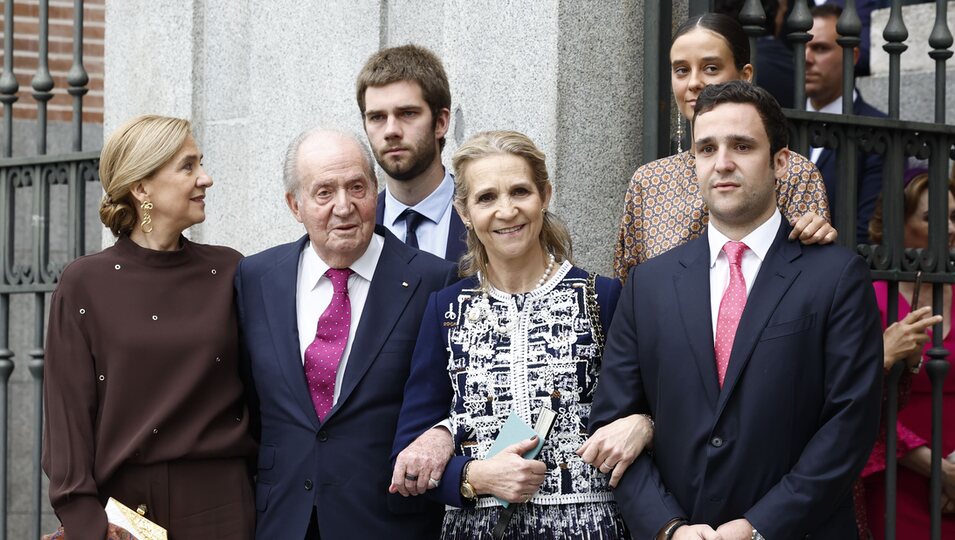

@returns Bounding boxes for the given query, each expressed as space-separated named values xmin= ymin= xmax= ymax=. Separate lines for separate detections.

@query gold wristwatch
xmin=460 ymin=460 xmax=477 ymax=500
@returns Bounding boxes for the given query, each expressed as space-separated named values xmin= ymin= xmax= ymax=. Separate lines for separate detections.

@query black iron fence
xmin=645 ymin=1 xmax=953 ymax=539
xmin=0 ymin=1 xmax=99 ymax=538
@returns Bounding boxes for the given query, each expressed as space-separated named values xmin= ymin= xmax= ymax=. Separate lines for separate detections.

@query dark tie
xmin=400 ymin=209 xmax=425 ymax=248
xmin=715 ymin=241 xmax=749 ymax=388
xmin=303 ymin=268 xmax=353 ymax=421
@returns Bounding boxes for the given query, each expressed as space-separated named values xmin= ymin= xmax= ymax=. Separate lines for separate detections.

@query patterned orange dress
xmin=613 ymin=150 xmax=831 ymax=281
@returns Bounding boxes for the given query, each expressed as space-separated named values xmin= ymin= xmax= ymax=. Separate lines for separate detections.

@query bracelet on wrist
xmin=663 ymin=518 xmax=688 ymax=540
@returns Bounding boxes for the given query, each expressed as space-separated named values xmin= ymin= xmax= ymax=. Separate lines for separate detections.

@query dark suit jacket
xmin=816 ymin=94 xmax=886 ymax=244
xmin=235 ymin=226 xmax=456 ymax=540
xmin=376 ymin=194 xmax=468 ymax=264
xmin=589 ymin=220 xmax=883 ymax=540
xmin=755 ymin=36 xmax=795 ymax=109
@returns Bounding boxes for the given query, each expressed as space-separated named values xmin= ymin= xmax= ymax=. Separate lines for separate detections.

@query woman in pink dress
xmin=863 ymin=168 xmax=955 ymax=539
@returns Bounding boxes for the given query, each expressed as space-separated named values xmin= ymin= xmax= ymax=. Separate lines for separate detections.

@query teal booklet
xmin=485 ymin=407 xmax=557 ymax=507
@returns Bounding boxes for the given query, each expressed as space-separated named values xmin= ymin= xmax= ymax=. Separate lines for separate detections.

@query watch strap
xmin=664 ymin=519 xmax=688 ymax=540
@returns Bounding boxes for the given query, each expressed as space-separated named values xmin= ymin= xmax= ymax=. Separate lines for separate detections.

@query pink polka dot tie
xmin=715 ymin=241 xmax=749 ymax=388
xmin=304 ymin=268 xmax=353 ymax=421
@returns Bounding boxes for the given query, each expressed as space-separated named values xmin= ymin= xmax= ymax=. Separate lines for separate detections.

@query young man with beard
xmin=356 ymin=44 xmax=467 ymax=263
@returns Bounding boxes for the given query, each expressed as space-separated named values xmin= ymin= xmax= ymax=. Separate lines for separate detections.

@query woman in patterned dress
xmin=390 ymin=131 xmax=651 ymax=539
xmin=613 ymin=13 xmax=835 ymax=281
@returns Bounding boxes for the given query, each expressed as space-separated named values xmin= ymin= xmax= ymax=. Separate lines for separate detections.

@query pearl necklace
xmin=535 ymin=253 xmax=556 ymax=289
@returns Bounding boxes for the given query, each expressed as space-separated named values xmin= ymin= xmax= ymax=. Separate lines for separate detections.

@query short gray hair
xmin=282 ymin=127 xmax=377 ymax=197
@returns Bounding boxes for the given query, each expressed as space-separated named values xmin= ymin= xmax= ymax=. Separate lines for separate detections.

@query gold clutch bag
xmin=105 ymin=497 xmax=168 ymax=540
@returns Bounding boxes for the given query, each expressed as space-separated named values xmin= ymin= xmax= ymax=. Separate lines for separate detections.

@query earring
xmin=541 ymin=208 xmax=547 ymax=215
xmin=140 ymin=200 xmax=154 ymax=234
xmin=675 ymin=117 xmax=684 ymax=153
xmin=464 ymin=220 xmax=472 ymax=230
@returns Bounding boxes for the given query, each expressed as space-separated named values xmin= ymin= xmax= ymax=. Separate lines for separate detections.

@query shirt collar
xmin=806 ymin=89 xmax=859 ymax=114
xmin=301 ymin=232 xmax=385 ymax=289
xmin=382 ymin=168 xmax=454 ymax=226
xmin=708 ymin=209 xmax=781 ymax=268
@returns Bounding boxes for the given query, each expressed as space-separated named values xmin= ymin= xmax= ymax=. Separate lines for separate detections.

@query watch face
xmin=460 ymin=482 xmax=476 ymax=499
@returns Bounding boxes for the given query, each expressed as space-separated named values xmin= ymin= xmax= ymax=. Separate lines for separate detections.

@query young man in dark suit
xmin=590 ymin=81 xmax=883 ymax=540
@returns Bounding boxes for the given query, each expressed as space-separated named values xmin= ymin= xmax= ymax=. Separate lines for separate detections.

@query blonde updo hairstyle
xmin=98 ymin=115 xmax=192 ymax=236
xmin=451 ymin=130 xmax=573 ymax=286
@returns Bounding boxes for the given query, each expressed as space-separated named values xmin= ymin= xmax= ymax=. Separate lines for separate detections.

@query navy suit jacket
xmin=235 ymin=226 xmax=456 ymax=540
xmin=589 ymin=221 xmax=883 ymax=540
xmin=376 ymin=194 xmax=468 ymax=264
xmin=816 ymin=94 xmax=886 ymax=244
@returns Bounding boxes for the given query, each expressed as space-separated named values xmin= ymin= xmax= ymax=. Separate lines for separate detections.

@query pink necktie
xmin=715 ymin=241 xmax=749 ymax=388
xmin=304 ymin=268 xmax=353 ymax=421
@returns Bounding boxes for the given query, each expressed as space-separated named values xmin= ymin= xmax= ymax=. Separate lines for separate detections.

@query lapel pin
xmin=401 ymin=281 xmax=409 ymax=288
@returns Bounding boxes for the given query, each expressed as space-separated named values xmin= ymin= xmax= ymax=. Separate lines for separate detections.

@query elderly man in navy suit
xmin=590 ymin=81 xmax=883 ymax=540
xmin=235 ymin=129 xmax=456 ymax=539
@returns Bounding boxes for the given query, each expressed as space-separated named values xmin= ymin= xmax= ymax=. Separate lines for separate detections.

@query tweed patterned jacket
xmin=444 ymin=263 xmax=620 ymax=509
xmin=613 ymin=150 xmax=830 ymax=281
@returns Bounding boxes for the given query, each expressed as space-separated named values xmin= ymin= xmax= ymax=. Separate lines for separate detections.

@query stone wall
xmin=103 ymin=0 xmax=647 ymax=275
xmin=858 ymin=1 xmax=955 ymax=123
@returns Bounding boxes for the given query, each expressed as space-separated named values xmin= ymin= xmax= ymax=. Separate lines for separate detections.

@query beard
xmin=375 ymin=138 xmax=439 ymax=182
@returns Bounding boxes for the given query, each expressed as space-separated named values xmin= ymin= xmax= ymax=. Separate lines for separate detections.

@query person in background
xmin=805 ymin=4 xmax=886 ymax=243
xmin=42 ymin=115 xmax=257 ymax=540
xmin=862 ymin=167 xmax=955 ymax=539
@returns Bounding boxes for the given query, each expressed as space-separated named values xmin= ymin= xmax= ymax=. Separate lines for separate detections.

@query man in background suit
xmin=590 ymin=81 xmax=883 ymax=540
xmin=805 ymin=4 xmax=886 ymax=243
xmin=356 ymin=44 xmax=468 ymax=263
xmin=235 ymin=129 xmax=456 ymax=539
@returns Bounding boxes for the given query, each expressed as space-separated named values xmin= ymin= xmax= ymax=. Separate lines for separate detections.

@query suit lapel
xmin=260 ymin=236 xmax=320 ymax=429
xmin=715 ymin=224 xmax=802 ymax=418
xmin=326 ymin=231 xmax=420 ymax=421
xmin=375 ymin=195 xmax=386 ymax=225
xmin=673 ymin=235 xmax=720 ymax=409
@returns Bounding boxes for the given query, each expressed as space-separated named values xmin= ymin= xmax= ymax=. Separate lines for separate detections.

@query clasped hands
xmin=391 ymin=428 xmax=546 ymax=503
xmin=666 ymin=518 xmax=754 ymax=540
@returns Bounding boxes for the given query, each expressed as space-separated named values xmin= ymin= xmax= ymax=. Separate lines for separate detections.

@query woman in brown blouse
xmin=613 ymin=13 xmax=835 ymax=281
xmin=42 ymin=115 xmax=256 ymax=540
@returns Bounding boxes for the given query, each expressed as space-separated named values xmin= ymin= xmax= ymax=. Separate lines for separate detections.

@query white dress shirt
xmin=707 ymin=210 xmax=781 ymax=339
xmin=382 ymin=169 xmax=455 ymax=258
xmin=295 ymin=233 xmax=384 ymax=404
xmin=807 ymin=90 xmax=858 ymax=163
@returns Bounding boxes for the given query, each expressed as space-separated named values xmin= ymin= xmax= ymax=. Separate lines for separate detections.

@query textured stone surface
xmin=102 ymin=0 xmax=197 ymax=134
xmin=869 ymin=2 xmax=955 ymax=76
xmin=857 ymin=69 xmax=955 ymax=123
xmin=863 ymin=2 xmax=955 ymax=124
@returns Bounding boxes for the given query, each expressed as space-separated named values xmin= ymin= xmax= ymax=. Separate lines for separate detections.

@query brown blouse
xmin=612 ymin=150 xmax=831 ymax=281
xmin=41 ymin=235 xmax=257 ymax=539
